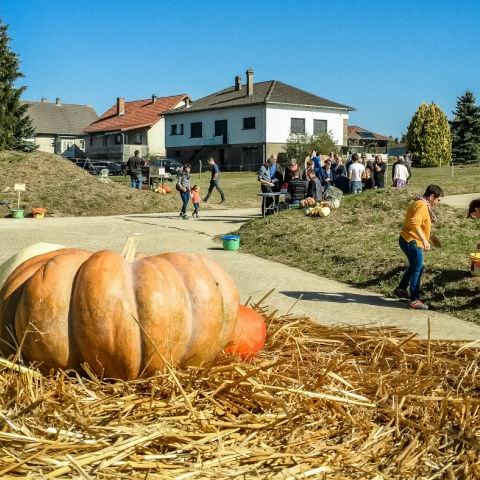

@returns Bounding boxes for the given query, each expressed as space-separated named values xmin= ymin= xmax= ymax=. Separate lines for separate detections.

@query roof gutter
xmin=163 ymin=101 xmax=266 ymax=116
xmin=266 ymin=101 xmax=355 ymax=112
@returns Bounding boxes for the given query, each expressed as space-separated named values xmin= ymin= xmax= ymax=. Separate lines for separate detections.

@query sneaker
xmin=408 ymin=300 xmax=429 ymax=310
xmin=182 ymin=214 xmax=188 ymax=220
xmin=203 ymin=198 xmax=208 ymax=203
xmin=393 ymin=287 xmax=409 ymax=299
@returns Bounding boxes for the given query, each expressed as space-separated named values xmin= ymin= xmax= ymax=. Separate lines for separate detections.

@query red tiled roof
xmin=348 ymin=125 xmax=390 ymax=141
xmin=84 ymin=95 xmax=188 ymax=133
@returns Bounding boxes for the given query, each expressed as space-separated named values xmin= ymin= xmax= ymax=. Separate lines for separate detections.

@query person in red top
xmin=190 ymin=185 xmax=201 ymax=218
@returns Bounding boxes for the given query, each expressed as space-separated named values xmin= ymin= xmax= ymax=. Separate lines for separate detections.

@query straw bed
xmin=0 ymin=307 xmax=479 ymax=479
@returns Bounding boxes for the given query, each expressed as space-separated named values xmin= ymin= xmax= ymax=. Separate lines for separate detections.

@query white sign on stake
xmin=14 ymin=183 xmax=26 ymax=192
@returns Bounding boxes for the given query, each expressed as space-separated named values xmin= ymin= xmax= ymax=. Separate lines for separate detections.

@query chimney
xmin=185 ymin=97 xmax=191 ymax=108
xmin=235 ymin=75 xmax=242 ymax=91
xmin=246 ymin=68 xmax=254 ymax=96
xmin=55 ymin=97 xmax=61 ymax=106
xmin=116 ymin=97 xmax=125 ymax=116
xmin=152 ymin=94 xmax=157 ymax=103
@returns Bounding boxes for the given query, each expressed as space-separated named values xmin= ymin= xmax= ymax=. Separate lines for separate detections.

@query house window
xmin=171 ymin=124 xmax=184 ymax=135
xmin=89 ymin=136 xmax=93 ymax=147
xmin=80 ymin=139 xmax=85 ymax=149
xmin=314 ymin=119 xmax=327 ymax=135
xmin=191 ymin=122 xmax=202 ymax=138
xmin=291 ymin=118 xmax=305 ymax=134
xmin=134 ymin=134 xmax=144 ymax=145
xmin=115 ymin=134 xmax=122 ymax=145
xmin=243 ymin=117 xmax=256 ymax=129
xmin=102 ymin=135 xmax=108 ymax=146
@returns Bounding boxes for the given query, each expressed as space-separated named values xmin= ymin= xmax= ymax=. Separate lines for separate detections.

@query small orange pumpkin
xmin=163 ymin=185 xmax=172 ymax=194
xmin=225 ymin=305 xmax=266 ymax=360
xmin=0 ymin=244 xmax=266 ymax=379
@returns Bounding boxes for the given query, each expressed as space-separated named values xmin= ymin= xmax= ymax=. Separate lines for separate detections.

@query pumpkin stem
xmin=121 ymin=236 xmax=137 ymax=262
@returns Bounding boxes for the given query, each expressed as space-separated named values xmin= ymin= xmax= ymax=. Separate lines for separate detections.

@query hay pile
xmin=0 ymin=307 xmax=479 ymax=479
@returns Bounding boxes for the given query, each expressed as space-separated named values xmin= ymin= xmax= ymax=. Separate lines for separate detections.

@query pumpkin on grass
xmin=0 ymin=240 xmax=266 ymax=380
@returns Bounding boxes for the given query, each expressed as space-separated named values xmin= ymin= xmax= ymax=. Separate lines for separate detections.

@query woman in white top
xmin=393 ymin=161 xmax=409 ymax=188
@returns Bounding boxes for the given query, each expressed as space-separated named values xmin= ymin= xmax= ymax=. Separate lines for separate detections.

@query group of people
xmin=176 ymin=157 xmax=225 ymax=219
xmin=256 ymin=151 xmax=393 ymax=214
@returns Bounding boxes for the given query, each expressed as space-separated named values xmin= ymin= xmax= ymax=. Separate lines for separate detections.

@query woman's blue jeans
xmin=180 ymin=190 xmax=190 ymax=215
xmin=398 ymin=236 xmax=424 ymax=301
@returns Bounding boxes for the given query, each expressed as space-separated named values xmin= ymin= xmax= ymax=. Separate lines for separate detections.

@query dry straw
xmin=0 ymin=306 xmax=479 ymax=479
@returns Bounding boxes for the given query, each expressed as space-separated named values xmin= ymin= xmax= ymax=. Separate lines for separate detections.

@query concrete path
xmin=443 ymin=193 xmax=480 ymax=210
xmin=1 ymin=209 xmax=479 ymax=340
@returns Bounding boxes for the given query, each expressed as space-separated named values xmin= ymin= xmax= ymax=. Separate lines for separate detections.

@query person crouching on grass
xmin=191 ymin=185 xmax=201 ymax=218
xmin=394 ymin=184 xmax=444 ymax=310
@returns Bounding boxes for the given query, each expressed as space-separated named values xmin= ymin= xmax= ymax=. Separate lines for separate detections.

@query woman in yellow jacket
xmin=394 ymin=184 xmax=444 ymax=310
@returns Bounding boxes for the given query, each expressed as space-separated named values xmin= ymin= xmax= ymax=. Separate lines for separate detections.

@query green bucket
xmin=11 ymin=209 xmax=25 ymax=219
xmin=222 ymin=234 xmax=240 ymax=251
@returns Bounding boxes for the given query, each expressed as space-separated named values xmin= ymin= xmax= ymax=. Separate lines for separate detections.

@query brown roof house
xmin=165 ymin=69 xmax=354 ymax=170
xmin=347 ymin=125 xmax=390 ymax=154
xmin=84 ymin=94 xmax=189 ymax=161
xmin=22 ymin=98 xmax=98 ymax=157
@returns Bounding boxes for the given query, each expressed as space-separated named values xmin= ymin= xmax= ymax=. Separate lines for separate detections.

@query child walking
xmin=190 ymin=185 xmax=201 ymax=218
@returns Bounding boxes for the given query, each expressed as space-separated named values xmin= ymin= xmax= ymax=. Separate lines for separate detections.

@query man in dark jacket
xmin=125 ymin=150 xmax=145 ymax=189
xmin=306 ymin=169 xmax=323 ymax=201
xmin=318 ymin=159 xmax=335 ymax=188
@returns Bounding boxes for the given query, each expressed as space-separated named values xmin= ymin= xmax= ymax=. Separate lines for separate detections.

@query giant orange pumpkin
xmin=0 ymin=246 xmax=265 ymax=380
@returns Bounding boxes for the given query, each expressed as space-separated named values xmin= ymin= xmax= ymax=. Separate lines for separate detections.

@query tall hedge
xmin=406 ymin=103 xmax=451 ymax=167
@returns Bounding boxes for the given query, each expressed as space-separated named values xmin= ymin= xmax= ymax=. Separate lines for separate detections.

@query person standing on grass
xmin=392 ymin=158 xmax=410 ymax=188
xmin=125 ymin=150 xmax=145 ymax=189
xmin=258 ymin=158 xmax=275 ymax=215
xmin=348 ymin=153 xmax=365 ymax=194
xmin=306 ymin=168 xmax=323 ymax=201
xmin=373 ymin=155 xmax=386 ymax=189
xmin=394 ymin=184 xmax=444 ymax=310
xmin=203 ymin=157 xmax=225 ymax=203
xmin=177 ymin=164 xmax=191 ymax=219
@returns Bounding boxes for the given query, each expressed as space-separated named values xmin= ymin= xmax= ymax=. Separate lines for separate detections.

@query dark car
xmin=149 ymin=157 xmax=183 ymax=175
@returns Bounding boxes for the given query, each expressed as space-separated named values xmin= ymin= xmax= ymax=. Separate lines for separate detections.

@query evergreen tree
xmin=450 ymin=91 xmax=480 ymax=164
xmin=406 ymin=103 xmax=451 ymax=167
xmin=0 ymin=19 xmax=35 ymax=151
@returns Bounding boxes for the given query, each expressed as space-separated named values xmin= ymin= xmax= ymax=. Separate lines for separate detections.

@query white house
xmin=22 ymin=98 xmax=97 ymax=157
xmin=84 ymin=94 xmax=189 ymax=162
xmin=165 ymin=69 xmax=354 ymax=170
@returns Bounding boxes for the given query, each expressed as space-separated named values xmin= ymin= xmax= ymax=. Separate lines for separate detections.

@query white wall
xmin=34 ymin=135 xmax=55 ymax=153
xmin=266 ymin=105 xmax=348 ymax=145
xmin=147 ymin=118 xmax=165 ymax=155
xmin=165 ymin=105 xmax=265 ymax=148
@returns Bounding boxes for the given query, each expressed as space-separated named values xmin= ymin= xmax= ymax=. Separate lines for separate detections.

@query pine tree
xmin=406 ymin=103 xmax=451 ymax=167
xmin=0 ymin=19 xmax=35 ymax=151
xmin=450 ymin=91 xmax=480 ymax=164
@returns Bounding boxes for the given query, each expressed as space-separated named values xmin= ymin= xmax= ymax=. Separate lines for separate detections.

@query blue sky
xmin=2 ymin=0 xmax=479 ymax=137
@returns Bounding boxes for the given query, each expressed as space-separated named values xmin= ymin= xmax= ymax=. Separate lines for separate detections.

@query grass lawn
xmin=238 ymin=165 xmax=480 ymax=326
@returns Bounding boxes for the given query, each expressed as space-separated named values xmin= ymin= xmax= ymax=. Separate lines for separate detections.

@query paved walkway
xmin=443 ymin=192 xmax=480 ymax=209
xmin=1 ymin=209 xmax=479 ymax=340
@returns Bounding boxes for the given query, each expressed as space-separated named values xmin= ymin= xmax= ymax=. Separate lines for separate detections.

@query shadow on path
xmin=280 ymin=290 xmax=408 ymax=310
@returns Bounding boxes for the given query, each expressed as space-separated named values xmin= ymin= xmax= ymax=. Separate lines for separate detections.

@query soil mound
xmin=0 ymin=151 xmax=177 ymax=216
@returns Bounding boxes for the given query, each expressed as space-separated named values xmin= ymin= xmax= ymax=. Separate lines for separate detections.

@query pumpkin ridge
xmin=138 ymin=256 xmax=193 ymax=371
xmin=149 ymin=254 xmax=197 ymax=366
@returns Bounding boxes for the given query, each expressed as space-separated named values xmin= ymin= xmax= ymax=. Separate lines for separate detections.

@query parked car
xmin=149 ymin=157 xmax=183 ymax=176
xmin=69 ymin=158 xmax=123 ymax=176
